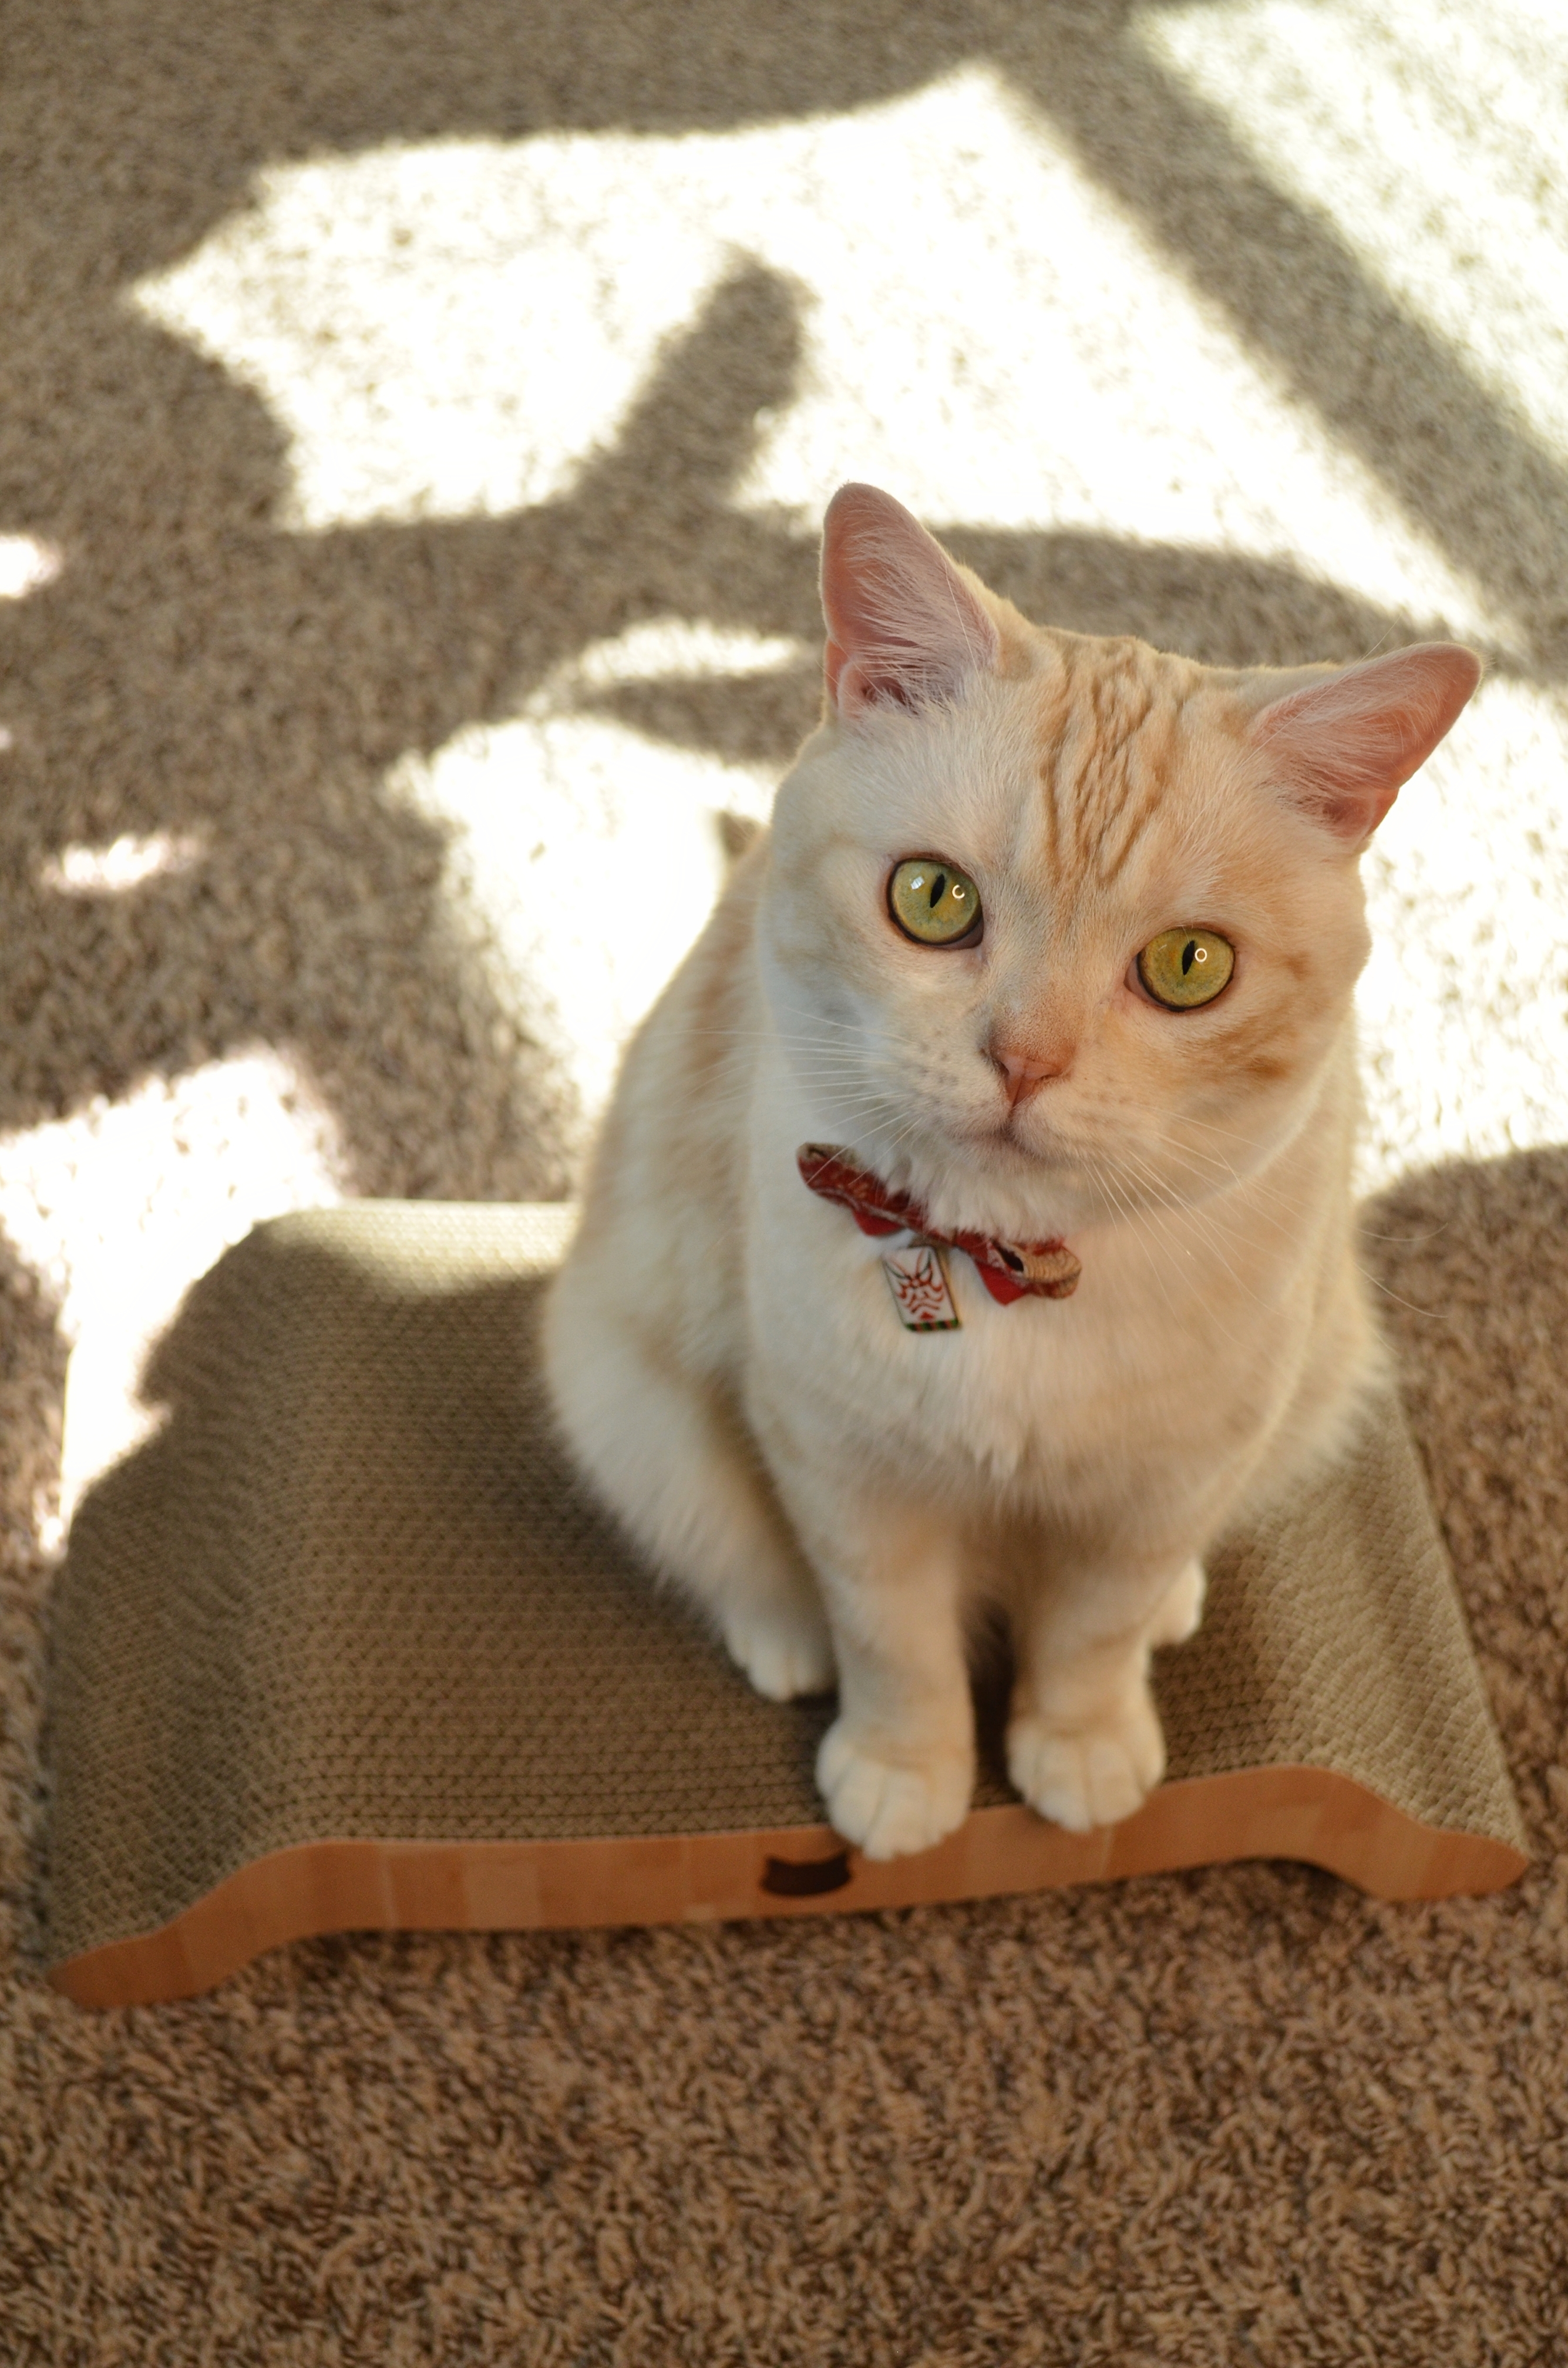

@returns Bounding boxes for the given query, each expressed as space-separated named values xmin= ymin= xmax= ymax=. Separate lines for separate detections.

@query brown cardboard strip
xmin=52 ymin=1774 xmax=1527 ymax=2010
xmin=45 ymin=1203 xmax=1529 ymax=2007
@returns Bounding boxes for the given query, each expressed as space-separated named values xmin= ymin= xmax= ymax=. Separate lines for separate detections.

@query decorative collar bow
xmin=796 ymin=1143 xmax=1081 ymax=1305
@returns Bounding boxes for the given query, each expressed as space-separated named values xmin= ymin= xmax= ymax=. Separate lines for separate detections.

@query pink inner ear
xmin=1253 ymin=643 xmax=1481 ymax=845
xmin=820 ymin=483 xmax=999 ymax=717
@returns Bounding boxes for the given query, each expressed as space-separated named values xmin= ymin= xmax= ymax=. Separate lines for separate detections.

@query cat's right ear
xmin=821 ymin=483 xmax=1000 ymax=718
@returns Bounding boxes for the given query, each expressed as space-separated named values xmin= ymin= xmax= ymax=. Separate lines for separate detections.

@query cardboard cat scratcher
xmin=45 ymin=1203 xmax=1528 ymax=2008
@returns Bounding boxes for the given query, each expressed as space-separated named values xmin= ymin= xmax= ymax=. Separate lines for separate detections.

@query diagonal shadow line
xmin=988 ymin=0 xmax=1568 ymax=676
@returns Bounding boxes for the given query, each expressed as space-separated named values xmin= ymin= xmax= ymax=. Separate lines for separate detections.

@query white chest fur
xmin=742 ymin=1074 xmax=1313 ymax=1536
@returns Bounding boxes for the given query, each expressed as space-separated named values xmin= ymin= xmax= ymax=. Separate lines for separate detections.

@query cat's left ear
xmin=820 ymin=483 xmax=1000 ymax=717
xmin=1249 ymin=643 xmax=1482 ymax=847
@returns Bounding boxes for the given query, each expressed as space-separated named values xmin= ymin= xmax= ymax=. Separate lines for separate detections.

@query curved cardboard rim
xmin=49 ymin=1764 xmax=1529 ymax=2009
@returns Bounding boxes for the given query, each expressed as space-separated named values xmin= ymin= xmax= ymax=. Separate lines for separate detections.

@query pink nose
xmin=990 ymin=1043 xmax=1067 ymax=1107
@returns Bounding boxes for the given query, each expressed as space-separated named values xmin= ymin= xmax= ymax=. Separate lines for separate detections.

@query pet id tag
xmin=881 ymin=1241 xmax=960 ymax=1331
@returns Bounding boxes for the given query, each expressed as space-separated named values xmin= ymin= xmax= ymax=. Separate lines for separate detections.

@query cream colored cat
xmin=543 ymin=483 xmax=1479 ymax=1862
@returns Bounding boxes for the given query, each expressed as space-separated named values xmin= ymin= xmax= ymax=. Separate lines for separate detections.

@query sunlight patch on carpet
xmin=0 ymin=534 xmax=60 ymax=600
xmin=1357 ymin=673 xmax=1568 ymax=1192
xmin=127 ymin=66 xmax=1488 ymax=641
xmin=0 ymin=1052 xmax=346 ymax=1528
xmin=1142 ymin=0 xmax=1568 ymax=476
xmin=38 ymin=834 xmax=208 ymax=897
xmin=386 ymin=624 xmax=789 ymax=1129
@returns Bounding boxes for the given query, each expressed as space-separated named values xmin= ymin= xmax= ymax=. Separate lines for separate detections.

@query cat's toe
xmin=722 ymin=1604 xmax=836 ymax=1701
xmin=816 ymin=1721 xmax=973 ymax=1860
xmin=1007 ymin=1695 xmax=1166 ymax=1832
xmin=1148 ymin=1559 xmax=1207 ymax=1649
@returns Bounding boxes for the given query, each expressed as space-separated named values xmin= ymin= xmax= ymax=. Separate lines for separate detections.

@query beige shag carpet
xmin=2 ymin=2 xmax=1567 ymax=2360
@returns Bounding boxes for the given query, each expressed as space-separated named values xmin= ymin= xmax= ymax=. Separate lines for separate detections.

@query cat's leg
xmin=1147 ymin=1557 xmax=1207 ymax=1648
xmin=765 ymin=1465 xmax=977 ymax=1860
xmin=545 ymin=1301 xmax=835 ymax=1701
xmin=1006 ymin=1556 xmax=1203 ymax=1832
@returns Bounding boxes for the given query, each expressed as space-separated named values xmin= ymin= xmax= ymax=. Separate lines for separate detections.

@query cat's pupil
xmin=930 ymin=871 xmax=947 ymax=909
xmin=1182 ymin=938 xmax=1197 ymax=974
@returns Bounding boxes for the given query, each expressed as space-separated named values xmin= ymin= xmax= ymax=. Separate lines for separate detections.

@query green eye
xmin=1138 ymin=927 xmax=1235 ymax=1010
xmin=889 ymin=857 xmax=982 ymax=946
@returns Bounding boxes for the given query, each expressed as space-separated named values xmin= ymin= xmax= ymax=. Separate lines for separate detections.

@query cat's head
xmin=760 ymin=483 xmax=1480 ymax=1240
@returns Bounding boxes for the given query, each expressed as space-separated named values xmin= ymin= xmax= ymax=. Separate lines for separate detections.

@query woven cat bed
xmin=45 ymin=1203 xmax=1527 ymax=2008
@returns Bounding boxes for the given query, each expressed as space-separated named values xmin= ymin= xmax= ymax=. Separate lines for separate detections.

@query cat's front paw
xmin=1007 ymin=1690 xmax=1166 ymax=1833
xmin=722 ymin=1602 xmax=836 ymax=1701
xmin=816 ymin=1721 xmax=974 ymax=1861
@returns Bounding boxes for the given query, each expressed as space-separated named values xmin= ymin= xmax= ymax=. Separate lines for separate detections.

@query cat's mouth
xmin=979 ymin=1110 xmax=1074 ymax=1165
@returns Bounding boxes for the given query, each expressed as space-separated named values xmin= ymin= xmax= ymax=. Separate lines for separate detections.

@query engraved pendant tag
xmin=881 ymin=1242 xmax=961 ymax=1331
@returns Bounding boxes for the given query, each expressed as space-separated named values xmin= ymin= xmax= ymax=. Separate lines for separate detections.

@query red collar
xmin=796 ymin=1143 xmax=1081 ymax=1305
